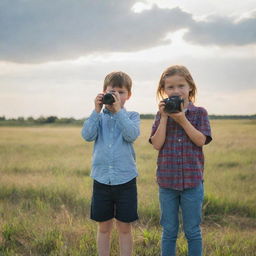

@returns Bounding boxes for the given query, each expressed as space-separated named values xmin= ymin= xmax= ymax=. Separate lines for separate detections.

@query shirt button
xmin=178 ymin=138 xmax=181 ymax=142
xmin=109 ymin=166 xmax=112 ymax=168
xmin=109 ymin=144 xmax=112 ymax=148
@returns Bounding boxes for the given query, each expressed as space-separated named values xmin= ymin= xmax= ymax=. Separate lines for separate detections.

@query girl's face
xmin=163 ymin=75 xmax=192 ymax=104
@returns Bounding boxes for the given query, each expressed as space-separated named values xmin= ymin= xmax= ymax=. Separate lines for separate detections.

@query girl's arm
xmin=170 ymin=113 xmax=206 ymax=147
xmin=150 ymin=115 xmax=168 ymax=150
xmin=180 ymin=118 xmax=206 ymax=146
xmin=150 ymin=101 xmax=168 ymax=150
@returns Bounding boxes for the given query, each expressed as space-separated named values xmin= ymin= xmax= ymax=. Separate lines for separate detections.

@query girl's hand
xmin=94 ymin=93 xmax=104 ymax=113
xmin=105 ymin=91 xmax=121 ymax=113
xmin=169 ymin=111 xmax=186 ymax=124
xmin=159 ymin=100 xmax=168 ymax=118
xmin=168 ymin=102 xmax=186 ymax=124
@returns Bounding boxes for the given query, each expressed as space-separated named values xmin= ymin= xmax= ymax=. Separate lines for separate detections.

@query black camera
xmin=163 ymin=96 xmax=184 ymax=113
xmin=102 ymin=92 xmax=115 ymax=105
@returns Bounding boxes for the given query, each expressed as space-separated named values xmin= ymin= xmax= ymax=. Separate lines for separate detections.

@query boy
xmin=81 ymin=71 xmax=140 ymax=256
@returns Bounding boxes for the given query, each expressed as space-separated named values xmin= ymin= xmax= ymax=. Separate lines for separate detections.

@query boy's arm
xmin=114 ymin=109 xmax=140 ymax=143
xmin=81 ymin=110 xmax=100 ymax=141
xmin=82 ymin=93 xmax=104 ymax=142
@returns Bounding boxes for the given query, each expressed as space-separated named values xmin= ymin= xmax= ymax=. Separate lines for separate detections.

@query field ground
xmin=0 ymin=119 xmax=256 ymax=255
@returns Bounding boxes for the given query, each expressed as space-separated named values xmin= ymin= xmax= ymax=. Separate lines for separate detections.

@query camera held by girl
xmin=149 ymin=65 xmax=212 ymax=256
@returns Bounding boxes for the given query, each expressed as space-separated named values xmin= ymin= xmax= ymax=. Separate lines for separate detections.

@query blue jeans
xmin=159 ymin=182 xmax=204 ymax=256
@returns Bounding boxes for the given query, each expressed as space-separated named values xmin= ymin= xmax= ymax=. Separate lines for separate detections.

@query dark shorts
xmin=90 ymin=178 xmax=138 ymax=223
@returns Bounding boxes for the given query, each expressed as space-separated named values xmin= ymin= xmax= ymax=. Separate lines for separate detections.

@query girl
xmin=149 ymin=65 xmax=212 ymax=256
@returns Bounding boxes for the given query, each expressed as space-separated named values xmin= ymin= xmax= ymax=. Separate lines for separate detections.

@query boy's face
xmin=104 ymin=85 xmax=131 ymax=108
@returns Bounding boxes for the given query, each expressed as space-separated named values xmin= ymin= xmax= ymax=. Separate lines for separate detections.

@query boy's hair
xmin=103 ymin=71 xmax=132 ymax=95
xmin=157 ymin=65 xmax=197 ymax=102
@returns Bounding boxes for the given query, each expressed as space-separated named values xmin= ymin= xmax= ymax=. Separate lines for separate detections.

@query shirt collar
xmin=103 ymin=108 xmax=111 ymax=114
xmin=103 ymin=107 xmax=126 ymax=114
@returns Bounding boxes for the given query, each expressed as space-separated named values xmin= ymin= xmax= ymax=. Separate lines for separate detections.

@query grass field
xmin=0 ymin=119 xmax=256 ymax=255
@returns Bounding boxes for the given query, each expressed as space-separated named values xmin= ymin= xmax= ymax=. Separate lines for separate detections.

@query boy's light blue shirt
xmin=81 ymin=108 xmax=140 ymax=185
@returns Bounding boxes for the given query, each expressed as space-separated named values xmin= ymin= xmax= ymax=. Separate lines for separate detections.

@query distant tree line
xmin=208 ymin=114 xmax=256 ymax=120
xmin=0 ymin=114 xmax=255 ymax=126
xmin=140 ymin=114 xmax=256 ymax=120
xmin=0 ymin=116 xmax=85 ymax=126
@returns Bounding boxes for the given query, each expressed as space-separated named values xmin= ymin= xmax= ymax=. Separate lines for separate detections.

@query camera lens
xmin=102 ymin=93 xmax=115 ymax=105
xmin=164 ymin=96 xmax=183 ymax=113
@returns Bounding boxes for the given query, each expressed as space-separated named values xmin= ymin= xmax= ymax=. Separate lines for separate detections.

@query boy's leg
xmin=159 ymin=187 xmax=180 ymax=256
xmin=116 ymin=220 xmax=132 ymax=256
xmin=97 ymin=219 xmax=114 ymax=256
xmin=180 ymin=182 xmax=204 ymax=256
xmin=91 ymin=180 xmax=115 ymax=256
xmin=114 ymin=178 xmax=138 ymax=256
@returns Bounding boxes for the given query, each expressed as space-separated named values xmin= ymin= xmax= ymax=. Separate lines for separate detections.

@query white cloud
xmin=145 ymin=0 xmax=256 ymax=18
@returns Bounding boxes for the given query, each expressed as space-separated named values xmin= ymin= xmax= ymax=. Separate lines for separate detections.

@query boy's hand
xmin=105 ymin=92 xmax=121 ymax=113
xmin=94 ymin=93 xmax=104 ymax=113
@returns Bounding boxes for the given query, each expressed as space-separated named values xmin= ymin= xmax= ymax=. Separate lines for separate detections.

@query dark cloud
xmin=0 ymin=0 xmax=255 ymax=63
xmin=184 ymin=15 xmax=256 ymax=46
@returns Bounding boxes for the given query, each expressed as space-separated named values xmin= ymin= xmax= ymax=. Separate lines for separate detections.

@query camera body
xmin=163 ymin=96 xmax=184 ymax=113
xmin=102 ymin=91 xmax=115 ymax=105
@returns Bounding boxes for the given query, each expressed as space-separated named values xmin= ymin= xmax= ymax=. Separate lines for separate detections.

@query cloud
xmin=0 ymin=0 xmax=255 ymax=63
xmin=1 ymin=52 xmax=256 ymax=117
xmin=184 ymin=14 xmax=256 ymax=46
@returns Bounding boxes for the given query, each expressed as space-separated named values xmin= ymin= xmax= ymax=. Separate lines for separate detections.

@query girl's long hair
xmin=157 ymin=65 xmax=197 ymax=102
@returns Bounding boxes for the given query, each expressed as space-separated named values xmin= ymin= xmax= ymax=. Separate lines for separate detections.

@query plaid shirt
xmin=150 ymin=103 xmax=212 ymax=191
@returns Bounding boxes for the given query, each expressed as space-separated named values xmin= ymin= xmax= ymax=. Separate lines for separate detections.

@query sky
xmin=0 ymin=0 xmax=256 ymax=118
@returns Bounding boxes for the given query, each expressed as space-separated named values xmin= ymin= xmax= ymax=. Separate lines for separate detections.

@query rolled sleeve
xmin=197 ymin=108 xmax=212 ymax=144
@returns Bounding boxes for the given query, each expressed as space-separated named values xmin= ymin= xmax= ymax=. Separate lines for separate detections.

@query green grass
xmin=0 ymin=120 xmax=256 ymax=255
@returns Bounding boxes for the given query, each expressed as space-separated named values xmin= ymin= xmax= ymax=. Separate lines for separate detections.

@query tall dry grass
xmin=0 ymin=120 xmax=255 ymax=255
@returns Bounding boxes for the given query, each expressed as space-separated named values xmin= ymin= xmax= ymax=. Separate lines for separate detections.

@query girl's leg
xmin=180 ymin=182 xmax=204 ymax=256
xmin=116 ymin=220 xmax=132 ymax=256
xmin=159 ymin=187 xmax=180 ymax=256
xmin=97 ymin=219 xmax=114 ymax=256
